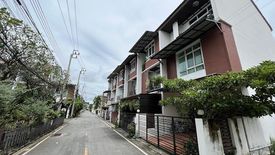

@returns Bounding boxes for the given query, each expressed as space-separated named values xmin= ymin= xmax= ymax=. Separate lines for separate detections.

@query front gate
xmin=137 ymin=114 xmax=198 ymax=155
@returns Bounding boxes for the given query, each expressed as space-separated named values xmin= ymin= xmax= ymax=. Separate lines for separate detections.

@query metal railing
xmin=0 ymin=118 xmax=64 ymax=155
xmin=138 ymin=114 xmax=198 ymax=155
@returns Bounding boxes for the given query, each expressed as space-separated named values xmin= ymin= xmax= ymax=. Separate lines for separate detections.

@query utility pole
xmin=70 ymin=68 xmax=86 ymax=117
xmin=61 ymin=50 xmax=79 ymax=118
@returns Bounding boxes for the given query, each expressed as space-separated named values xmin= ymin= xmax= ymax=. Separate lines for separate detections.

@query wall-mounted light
xmin=197 ymin=109 xmax=204 ymax=116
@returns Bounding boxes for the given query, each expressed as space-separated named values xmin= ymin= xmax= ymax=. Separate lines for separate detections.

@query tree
xmin=160 ymin=61 xmax=275 ymax=119
xmin=73 ymin=96 xmax=85 ymax=117
xmin=93 ymin=96 xmax=101 ymax=110
xmin=0 ymin=8 xmax=63 ymax=129
xmin=0 ymin=8 xmax=63 ymax=91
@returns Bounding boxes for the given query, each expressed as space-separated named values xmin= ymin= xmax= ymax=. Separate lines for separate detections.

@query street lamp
xmin=70 ymin=68 xmax=86 ymax=117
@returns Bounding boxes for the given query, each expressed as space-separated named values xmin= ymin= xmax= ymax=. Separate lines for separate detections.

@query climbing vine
xmin=119 ymin=99 xmax=140 ymax=112
xmin=159 ymin=61 xmax=275 ymax=119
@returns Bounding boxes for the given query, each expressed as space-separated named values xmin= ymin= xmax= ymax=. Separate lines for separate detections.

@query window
xmin=130 ymin=59 xmax=136 ymax=73
xmin=145 ymin=41 xmax=155 ymax=60
xmin=177 ymin=42 xmax=204 ymax=77
xmin=119 ymin=70 xmax=124 ymax=81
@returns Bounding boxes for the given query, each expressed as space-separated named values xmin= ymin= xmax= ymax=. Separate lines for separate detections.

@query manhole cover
xmin=52 ymin=133 xmax=62 ymax=137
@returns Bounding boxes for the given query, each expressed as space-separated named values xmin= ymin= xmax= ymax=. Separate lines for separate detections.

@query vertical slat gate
xmin=138 ymin=114 xmax=198 ymax=155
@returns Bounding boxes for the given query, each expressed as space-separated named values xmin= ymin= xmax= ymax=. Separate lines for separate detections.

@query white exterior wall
xmin=172 ymin=22 xmax=179 ymax=39
xmin=195 ymin=119 xmax=225 ymax=155
xmin=162 ymin=105 xmax=179 ymax=117
xmin=159 ymin=30 xmax=172 ymax=49
xmin=260 ymin=115 xmax=275 ymax=142
xmin=210 ymin=1 xmax=275 ymax=151
xmin=136 ymin=54 xmax=143 ymax=94
xmin=210 ymin=0 xmax=275 ymax=70
xmin=123 ymin=65 xmax=129 ymax=97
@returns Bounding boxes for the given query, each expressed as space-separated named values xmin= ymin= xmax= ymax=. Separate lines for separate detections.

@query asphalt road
xmin=26 ymin=111 xmax=144 ymax=155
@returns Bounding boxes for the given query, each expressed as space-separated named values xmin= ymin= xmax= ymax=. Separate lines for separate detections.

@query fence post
xmin=172 ymin=117 xmax=176 ymax=155
xmin=146 ymin=114 xmax=148 ymax=141
xmin=157 ymin=115 xmax=160 ymax=148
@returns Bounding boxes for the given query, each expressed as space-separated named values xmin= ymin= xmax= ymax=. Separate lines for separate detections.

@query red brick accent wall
xmin=142 ymin=71 xmax=148 ymax=94
xmin=221 ymin=23 xmax=242 ymax=72
xmin=118 ymin=80 xmax=124 ymax=86
xmin=166 ymin=55 xmax=177 ymax=79
xmin=155 ymin=37 xmax=160 ymax=52
xmin=202 ymin=27 xmax=232 ymax=74
xmin=144 ymin=59 xmax=159 ymax=70
xmin=202 ymin=23 xmax=241 ymax=75
xmin=129 ymin=71 xmax=136 ymax=80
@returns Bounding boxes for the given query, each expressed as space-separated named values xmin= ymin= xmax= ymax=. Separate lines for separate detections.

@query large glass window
xmin=178 ymin=42 xmax=204 ymax=77
xmin=145 ymin=41 xmax=155 ymax=60
xmin=119 ymin=70 xmax=124 ymax=81
xmin=130 ymin=59 xmax=136 ymax=73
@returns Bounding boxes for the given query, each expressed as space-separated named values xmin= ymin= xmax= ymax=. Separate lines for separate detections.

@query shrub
xmin=127 ymin=122 xmax=136 ymax=138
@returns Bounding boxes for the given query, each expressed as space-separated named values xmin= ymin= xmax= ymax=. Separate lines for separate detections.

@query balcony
xmin=128 ymin=87 xmax=136 ymax=97
xmin=179 ymin=2 xmax=212 ymax=34
xmin=147 ymin=76 xmax=162 ymax=92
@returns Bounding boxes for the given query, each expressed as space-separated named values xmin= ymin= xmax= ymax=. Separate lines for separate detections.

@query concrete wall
xmin=159 ymin=30 xmax=172 ymax=49
xmin=195 ymin=119 xmax=225 ymax=155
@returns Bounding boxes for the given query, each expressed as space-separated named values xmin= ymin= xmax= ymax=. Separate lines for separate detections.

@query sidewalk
xmin=100 ymin=117 xmax=169 ymax=155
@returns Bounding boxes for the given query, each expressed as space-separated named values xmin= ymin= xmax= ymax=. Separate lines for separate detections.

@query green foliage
xmin=73 ymin=96 xmax=84 ymax=117
xmin=160 ymin=61 xmax=275 ymax=119
xmin=119 ymin=99 xmax=140 ymax=112
xmin=148 ymin=76 xmax=165 ymax=90
xmin=127 ymin=122 xmax=136 ymax=138
xmin=93 ymin=96 xmax=101 ymax=110
xmin=0 ymin=8 xmax=63 ymax=129
xmin=0 ymin=7 xmax=63 ymax=88
xmin=0 ymin=82 xmax=60 ymax=129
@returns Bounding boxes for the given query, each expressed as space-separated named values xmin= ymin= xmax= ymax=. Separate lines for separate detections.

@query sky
xmin=1 ymin=0 xmax=275 ymax=102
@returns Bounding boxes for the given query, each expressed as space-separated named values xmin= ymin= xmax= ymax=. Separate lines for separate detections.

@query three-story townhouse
xmin=104 ymin=0 xmax=275 ymax=154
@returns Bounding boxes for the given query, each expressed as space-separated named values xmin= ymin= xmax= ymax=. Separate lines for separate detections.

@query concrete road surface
xmin=26 ymin=111 xmax=144 ymax=155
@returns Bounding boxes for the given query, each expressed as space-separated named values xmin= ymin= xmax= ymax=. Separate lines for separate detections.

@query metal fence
xmin=0 ymin=117 xmax=64 ymax=155
xmin=138 ymin=114 xmax=198 ymax=155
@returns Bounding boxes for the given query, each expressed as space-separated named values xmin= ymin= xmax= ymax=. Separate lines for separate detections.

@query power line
xmin=66 ymin=0 xmax=76 ymax=49
xmin=29 ymin=0 xmax=62 ymax=55
xmin=1 ymin=0 xmax=16 ymax=17
xmin=57 ymin=0 xmax=73 ymax=45
xmin=0 ymin=36 xmax=56 ymax=87
xmin=73 ymin=0 xmax=79 ymax=49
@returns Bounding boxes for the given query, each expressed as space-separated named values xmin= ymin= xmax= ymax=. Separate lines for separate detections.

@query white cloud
xmin=20 ymin=0 xmax=274 ymax=102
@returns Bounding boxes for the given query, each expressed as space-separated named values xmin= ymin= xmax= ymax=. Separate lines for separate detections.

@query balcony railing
xmin=180 ymin=2 xmax=212 ymax=34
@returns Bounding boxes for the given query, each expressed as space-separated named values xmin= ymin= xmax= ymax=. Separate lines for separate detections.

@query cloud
xmin=23 ymin=0 xmax=274 ymax=102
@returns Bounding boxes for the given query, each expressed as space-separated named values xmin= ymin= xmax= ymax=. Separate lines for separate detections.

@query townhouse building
xmin=105 ymin=0 xmax=275 ymax=154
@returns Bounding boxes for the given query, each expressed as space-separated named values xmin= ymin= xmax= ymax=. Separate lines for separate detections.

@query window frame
xmin=119 ymin=70 xmax=124 ymax=81
xmin=130 ymin=59 xmax=136 ymax=73
xmin=176 ymin=40 xmax=205 ymax=78
xmin=145 ymin=40 xmax=155 ymax=60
